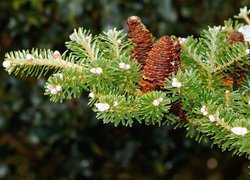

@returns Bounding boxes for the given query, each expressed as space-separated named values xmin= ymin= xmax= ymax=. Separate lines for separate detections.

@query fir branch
xmin=94 ymin=95 xmax=137 ymax=127
xmin=3 ymin=49 xmax=83 ymax=78
xmin=90 ymin=91 xmax=171 ymax=126
xmin=214 ymin=43 xmax=248 ymax=73
xmin=239 ymin=74 xmax=250 ymax=95
xmin=2 ymin=8 xmax=250 ymax=159
xmin=184 ymin=113 xmax=250 ymax=158
xmin=137 ymin=91 xmax=171 ymax=125
xmin=201 ymin=27 xmax=222 ymax=68
xmin=181 ymin=37 xmax=209 ymax=72
xmin=66 ymin=28 xmax=100 ymax=62
xmin=99 ymin=28 xmax=131 ymax=59
xmin=45 ymin=70 xmax=88 ymax=102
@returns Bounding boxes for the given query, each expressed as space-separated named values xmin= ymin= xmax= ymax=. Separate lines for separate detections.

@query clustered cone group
xmin=127 ymin=16 xmax=184 ymax=121
xmin=127 ymin=16 xmax=181 ymax=93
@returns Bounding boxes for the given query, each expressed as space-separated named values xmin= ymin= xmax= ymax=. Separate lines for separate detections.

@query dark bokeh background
xmin=0 ymin=0 xmax=250 ymax=179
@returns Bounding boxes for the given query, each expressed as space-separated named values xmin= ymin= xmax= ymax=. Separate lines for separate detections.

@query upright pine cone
xmin=227 ymin=31 xmax=244 ymax=44
xmin=222 ymin=31 xmax=246 ymax=89
xmin=127 ymin=16 xmax=153 ymax=68
xmin=140 ymin=36 xmax=181 ymax=93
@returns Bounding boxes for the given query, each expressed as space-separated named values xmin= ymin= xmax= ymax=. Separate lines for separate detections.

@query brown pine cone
xmin=227 ymin=31 xmax=244 ymax=44
xmin=127 ymin=16 xmax=153 ymax=68
xmin=140 ymin=35 xmax=181 ymax=93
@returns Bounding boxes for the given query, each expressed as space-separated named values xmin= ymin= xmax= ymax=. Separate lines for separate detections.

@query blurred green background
xmin=0 ymin=0 xmax=250 ymax=179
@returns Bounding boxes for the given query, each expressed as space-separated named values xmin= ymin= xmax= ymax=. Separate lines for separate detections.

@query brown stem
xmin=232 ymin=61 xmax=238 ymax=91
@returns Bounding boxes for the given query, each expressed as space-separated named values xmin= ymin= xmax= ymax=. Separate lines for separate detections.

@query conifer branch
xmin=2 ymin=7 xmax=250 ymax=159
xmin=99 ymin=28 xmax=130 ymax=59
xmin=67 ymin=28 xmax=100 ymax=61
xmin=214 ymin=43 xmax=248 ymax=73
xmin=181 ymin=37 xmax=210 ymax=72
xmin=3 ymin=49 xmax=83 ymax=78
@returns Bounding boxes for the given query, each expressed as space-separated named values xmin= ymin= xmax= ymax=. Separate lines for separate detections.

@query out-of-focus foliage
xmin=0 ymin=0 xmax=250 ymax=179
